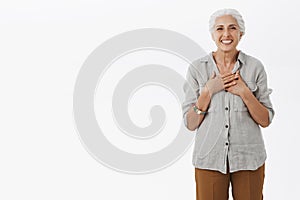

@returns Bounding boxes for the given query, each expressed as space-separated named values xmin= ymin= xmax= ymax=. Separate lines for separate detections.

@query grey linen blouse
xmin=182 ymin=51 xmax=274 ymax=174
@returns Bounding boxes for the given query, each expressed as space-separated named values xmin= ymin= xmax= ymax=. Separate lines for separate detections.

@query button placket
xmin=222 ymin=91 xmax=231 ymax=171
xmin=224 ymin=92 xmax=230 ymax=134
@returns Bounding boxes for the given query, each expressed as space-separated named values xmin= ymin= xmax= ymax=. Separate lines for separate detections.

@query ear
xmin=240 ymin=32 xmax=243 ymax=39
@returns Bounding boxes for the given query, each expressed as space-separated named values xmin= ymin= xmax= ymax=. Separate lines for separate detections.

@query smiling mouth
xmin=221 ymin=40 xmax=233 ymax=45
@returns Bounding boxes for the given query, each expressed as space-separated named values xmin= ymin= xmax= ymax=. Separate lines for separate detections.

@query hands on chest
xmin=205 ymin=70 xmax=249 ymax=97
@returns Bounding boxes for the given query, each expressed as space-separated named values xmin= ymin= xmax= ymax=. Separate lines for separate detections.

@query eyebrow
xmin=215 ymin=24 xmax=238 ymax=27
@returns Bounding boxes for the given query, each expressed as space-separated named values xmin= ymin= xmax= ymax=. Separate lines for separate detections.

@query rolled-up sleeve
xmin=182 ymin=61 xmax=203 ymax=128
xmin=254 ymin=61 xmax=275 ymax=124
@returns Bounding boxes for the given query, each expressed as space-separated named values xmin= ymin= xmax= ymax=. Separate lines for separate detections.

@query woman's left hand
xmin=225 ymin=70 xmax=249 ymax=96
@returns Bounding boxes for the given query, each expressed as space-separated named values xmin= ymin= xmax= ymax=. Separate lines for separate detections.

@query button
xmin=225 ymin=142 xmax=229 ymax=146
xmin=225 ymin=107 xmax=229 ymax=111
xmin=225 ymin=125 xmax=229 ymax=128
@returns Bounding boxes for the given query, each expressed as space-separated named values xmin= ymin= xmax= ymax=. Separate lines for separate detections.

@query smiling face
xmin=211 ymin=15 xmax=243 ymax=53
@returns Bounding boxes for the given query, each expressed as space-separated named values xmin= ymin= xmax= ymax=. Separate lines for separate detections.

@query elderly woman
xmin=182 ymin=9 xmax=274 ymax=200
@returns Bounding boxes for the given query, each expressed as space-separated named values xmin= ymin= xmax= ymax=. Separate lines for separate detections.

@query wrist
xmin=196 ymin=88 xmax=210 ymax=110
xmin=193 ymin=104 xmax=207 ymax=115
xmin=202 ymin=85 xmax=212 ymax=97
xmin=240 ymin=87 xmax=251 ymax=100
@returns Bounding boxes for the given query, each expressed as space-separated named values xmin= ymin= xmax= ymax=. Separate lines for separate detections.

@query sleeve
xmin=254 ymin=61 xmax=275 ymax=124
xmin=181 ymin=61 xmax=204 ymax=128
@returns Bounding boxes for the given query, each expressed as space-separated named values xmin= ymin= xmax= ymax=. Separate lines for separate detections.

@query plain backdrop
xmin=1 ymin=0 xmax=299 ymax=199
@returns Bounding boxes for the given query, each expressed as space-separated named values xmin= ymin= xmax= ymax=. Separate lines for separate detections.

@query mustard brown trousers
xmin=195 ymin=164 xmax=265 ymax=200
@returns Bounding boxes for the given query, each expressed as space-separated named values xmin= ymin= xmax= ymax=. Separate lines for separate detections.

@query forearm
xmin=240 ymin=88 xmax=270 ymax=127
xmin=186 ymin=87 xmax=211 ymax=131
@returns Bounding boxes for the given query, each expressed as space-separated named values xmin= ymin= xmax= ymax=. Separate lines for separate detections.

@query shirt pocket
xmin=233 ymin=82 xmax=258 ymax=112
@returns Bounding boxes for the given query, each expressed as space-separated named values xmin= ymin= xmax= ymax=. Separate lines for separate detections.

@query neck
xmin=213 ymin=49 xmax=239 ymax=68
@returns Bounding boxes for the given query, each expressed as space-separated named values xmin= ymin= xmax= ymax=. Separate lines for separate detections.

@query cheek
xmin=211 ymin=33 xmax=219 ymax=42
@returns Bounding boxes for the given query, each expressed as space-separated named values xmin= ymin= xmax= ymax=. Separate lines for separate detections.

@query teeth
xmin=221 ymin=40 xmax=232 ymax=44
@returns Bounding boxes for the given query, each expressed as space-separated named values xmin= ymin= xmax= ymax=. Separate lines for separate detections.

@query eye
xmin=216 ymin=27 xmax=223 ymax=31
xmin=230 ymin=27 xmax=237 ymax=30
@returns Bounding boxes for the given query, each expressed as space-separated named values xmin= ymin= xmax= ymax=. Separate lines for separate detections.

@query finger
xmin=224 ymin=81 xmax=236 ymax=88
xmin=222 ymin=75 xmax=237 ymax=83
xmin=223 ymin=78 xmax=235 ymax=84
xmin=221 ymin=72 xmax=233 ymax=78
xmin=235 ymin=70 xmax=243 ymax=80
xmin=225 ymin=87 xmax=232 ymax=93
xmin=210 ymin=71 xmax=216 ymax=79
xmin=222 ymin=74 xmax=235 ymax=82
xmin=234 ymin=72 xmax=239 ymax=80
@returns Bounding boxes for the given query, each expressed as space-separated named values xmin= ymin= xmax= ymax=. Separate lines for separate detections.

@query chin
xmin=219 ymin=48 xmax=235 ymax=53
xmin=218 ymin=45 xmax=237 ymax=53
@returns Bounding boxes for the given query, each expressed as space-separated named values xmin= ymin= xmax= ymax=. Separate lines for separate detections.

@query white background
xmin=1 ymin=0 xmax=299 ymax=199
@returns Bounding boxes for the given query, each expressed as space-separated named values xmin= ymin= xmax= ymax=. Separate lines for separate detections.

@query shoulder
xmin=189 ymin=53 xmax=212 ymax=73
xmin=190 ymin=54 xmax=210 ymax=67
xmin=189 ymin=55 xmax=212 ymax=80
xmin=240 ymin=51 xmax=266 ymax=73
xmin=187 ymin=54 xmax=211 ymax=82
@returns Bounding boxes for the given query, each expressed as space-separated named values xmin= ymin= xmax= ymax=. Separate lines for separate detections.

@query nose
xmin=223 ymin=28 xmax=230 ymax=37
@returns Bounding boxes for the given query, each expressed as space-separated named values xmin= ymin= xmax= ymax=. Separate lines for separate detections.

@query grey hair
xmin=209 ymin=8 xmax=245 ymax=35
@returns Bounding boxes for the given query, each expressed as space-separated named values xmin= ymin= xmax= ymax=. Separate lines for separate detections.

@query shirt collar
xmin=199 ymin=50 xmax=246 ymax=74
xmin=199 ymin=50 xmax=246 ymax=65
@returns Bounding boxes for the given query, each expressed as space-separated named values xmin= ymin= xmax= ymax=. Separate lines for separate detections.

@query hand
xmin=225 ymin=70 xmax=249 ymax=96
xmin=205 ymin=71 xmax=237 ymax=97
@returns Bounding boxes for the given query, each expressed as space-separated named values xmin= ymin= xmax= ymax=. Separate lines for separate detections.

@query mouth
xmin=221 ymin=39 xmax=233 ymax=45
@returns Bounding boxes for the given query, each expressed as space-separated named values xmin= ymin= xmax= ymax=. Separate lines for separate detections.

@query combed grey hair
xmin=209 ymin=8 xmax=245 ymax=35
